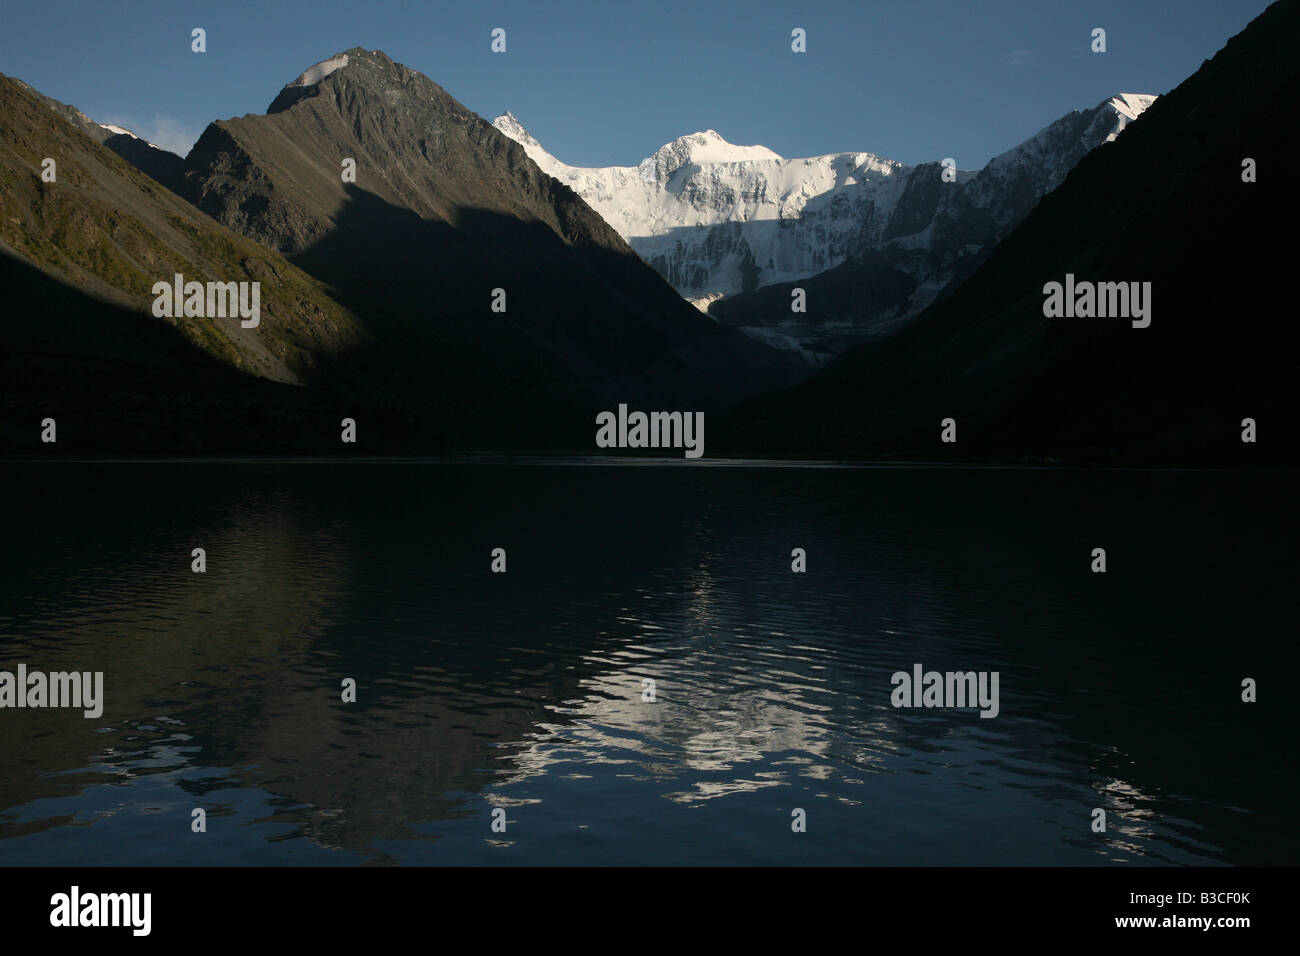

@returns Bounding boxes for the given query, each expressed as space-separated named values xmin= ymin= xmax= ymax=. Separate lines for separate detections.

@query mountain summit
xmin=171 ymin=48 xmax=803 ymax=447
xmin=0 ymin=70 xmax=385 ymax=452
xmin=723 ymin=0 xmax=1298 ymax=464
xmin=493 ymin=110 xmax=900 ymax=294
xmin=494 ymin=94 xmax=1155 ymax=359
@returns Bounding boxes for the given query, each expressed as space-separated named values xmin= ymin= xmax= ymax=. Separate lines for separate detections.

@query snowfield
xmin=292 ymin=54 xmax=351 ymax=87
xmin=494 ymin=96 xmax=1156 ymax=307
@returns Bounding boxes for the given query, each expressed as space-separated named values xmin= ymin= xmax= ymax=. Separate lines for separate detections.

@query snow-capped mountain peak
xmin=495 ymin=112 xmax=901 ymax=219
xmin=491 ymin=111 xmax=907 ymax=293
xmin=967 ymin=94 xmax=1158 ymax=228
xmin=494 ymin=111 xmax=563 ymax=172
xmin=1109 ymin=92 xmax=1158 ymax=124
xmin=495 ymin=110 xmax=536 ymax=146
xmin=492 ymin=93 xmax=1155 ymax=326
xmin=650 ymin=129 xmax=782 ymax=173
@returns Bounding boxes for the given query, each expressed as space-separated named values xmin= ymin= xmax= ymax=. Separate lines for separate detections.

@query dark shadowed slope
xmin=0 ymin=71 xmax=417 ymax=453
xmin=723 ymin=0 xmax=1299 ymax=466
xmin=0 ymin=71 xmax=387 ymax=387
xmin=2 ymin=58 xmax=801 ymax=454
xmin=172 ymin=49 xmax=806 ymax=429
xmin=0 ymin=247 xmax=353 ymax=454
xmin=708 ymin=95 xmax=1158 ymax=358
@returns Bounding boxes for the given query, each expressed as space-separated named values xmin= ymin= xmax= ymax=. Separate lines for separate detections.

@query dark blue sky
xmin=0 ymin=0 xmax=1272 ymax=166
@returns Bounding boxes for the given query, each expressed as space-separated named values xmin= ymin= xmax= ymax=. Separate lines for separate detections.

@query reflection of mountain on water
xmin=1 ymin=464 xmax=1294 ymax=863
xmin=0 ymin=465 xmax=629 ymax=855
xmin=0 ymin=475 xmax=355 ymax=817
xmin=463 ymin=468 xmax=1293 ymax=864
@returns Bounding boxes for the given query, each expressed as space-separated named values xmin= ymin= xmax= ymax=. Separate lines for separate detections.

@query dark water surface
xmin=0 ymin=461 xmax=1294 ymax=865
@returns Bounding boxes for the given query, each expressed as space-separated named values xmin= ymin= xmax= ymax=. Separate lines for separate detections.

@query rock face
xmin=14 ymin=78 xmax=186 ymax=184
xmin=171 ymin=48 xmax=806 ymax=449
xmin=2 ymin=52 xmax=803 ymax=454
xmin=0 ymin=70 xmax=390 ymax=453
xmin=494 ymin=110 xmax=909 ymax=300
xmin=496 ymin=96 xmax=1155 ymax=361
xmin=721 ymin=1 xmax=1299 ymax=466
xmin=0 ymin=70 xmax=375 ymax=388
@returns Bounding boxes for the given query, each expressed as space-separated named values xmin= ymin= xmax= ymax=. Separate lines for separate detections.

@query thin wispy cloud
xmin=100 ymin=113 xmax=201 ymax=156
xmin=1006 ymin=49 xmax=1033 ymax=67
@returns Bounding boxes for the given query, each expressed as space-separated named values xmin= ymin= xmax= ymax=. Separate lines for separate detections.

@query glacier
xmin=494 ymin=95 xmax=1158 ymax=348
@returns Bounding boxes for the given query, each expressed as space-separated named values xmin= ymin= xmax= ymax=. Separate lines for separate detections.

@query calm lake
xmin=0 ymin=460 xmax=1294 ymax=865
